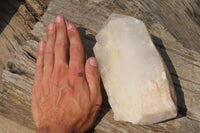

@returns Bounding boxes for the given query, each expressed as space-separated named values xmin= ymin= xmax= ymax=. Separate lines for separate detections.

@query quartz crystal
xmin=93 ymin=14 xmax=177 ymax=125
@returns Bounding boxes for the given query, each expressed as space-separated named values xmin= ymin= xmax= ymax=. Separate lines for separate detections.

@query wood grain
xmin=1 ymin=0 xmax=200 ymax=132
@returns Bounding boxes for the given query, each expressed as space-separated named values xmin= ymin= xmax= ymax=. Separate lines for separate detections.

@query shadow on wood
xmin=0 ymin=0 xmax=21 ymax=34
xmin=151 ymin=35 xmax=187 ymax=116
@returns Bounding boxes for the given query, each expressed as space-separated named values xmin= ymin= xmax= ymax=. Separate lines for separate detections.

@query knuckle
xmin=47 ymin=30 xmax=55 ymax=37
xmin=57 ymin=24 xmax=66 ymax=30
xmin=55 ymin=60 xmax=66 ymax=69
xmin=71 ymin=44 xmax=81 ymax=52
xmin=44 ymin=48 xmax=52 ymax=56
xmin=55 ymin=41 xmax=66 ymax=48
xmin=37 ymin=50 xmax=43 ymax=56
xmin=68 ymin=30 xmax=75 ymax=36
xmin=53 ymin=63 xmax=64 ymax=85
xmin=54 ymin=62 xmax=62 ymax=72
xmin=69 ymin=69 xmax=78 ymax=78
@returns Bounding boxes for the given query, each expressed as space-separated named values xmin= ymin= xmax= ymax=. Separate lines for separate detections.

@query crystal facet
xmin=93 ymin=14 xmax=177 ymax=125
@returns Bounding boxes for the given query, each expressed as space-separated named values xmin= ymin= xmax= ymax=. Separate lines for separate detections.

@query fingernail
xmin=90 ymin=58 xmax=97 ymax=67
xmin=67 ymin=23 xmax=74 ymax=30
xmin=55 ymin=15 xmax=62 ymax=23
xmin=48 ymin=23 xmax=54 ymax=30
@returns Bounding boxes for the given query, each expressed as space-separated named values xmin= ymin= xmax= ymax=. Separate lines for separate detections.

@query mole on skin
xmin=78 ymin=72 xmax=84 ymax=77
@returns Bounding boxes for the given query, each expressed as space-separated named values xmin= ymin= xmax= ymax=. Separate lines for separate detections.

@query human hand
xmin=32 ymin=15 xmax=102 ymax=133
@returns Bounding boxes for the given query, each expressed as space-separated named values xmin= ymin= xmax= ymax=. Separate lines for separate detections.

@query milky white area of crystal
xmin=93 ymin=14 xmax=177 ymax=125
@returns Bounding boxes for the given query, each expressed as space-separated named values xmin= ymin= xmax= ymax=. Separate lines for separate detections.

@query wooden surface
xmin=1 ymin=0 xmax=200 ymax=132
xmin=0 ymin=0 xmax=49 ymax=81
xmin=0 ymin=115 xmax=34 ymax=133
xmin=0 ymin=0 xmax=48 ymax=132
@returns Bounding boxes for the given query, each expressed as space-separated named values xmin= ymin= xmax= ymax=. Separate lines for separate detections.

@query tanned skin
xmin=32 ymin=15 xmax=102 ymax=133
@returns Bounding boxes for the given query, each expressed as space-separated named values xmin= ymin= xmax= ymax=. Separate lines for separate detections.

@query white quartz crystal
xmin=93 ymin=14 xmax=177 ymax=125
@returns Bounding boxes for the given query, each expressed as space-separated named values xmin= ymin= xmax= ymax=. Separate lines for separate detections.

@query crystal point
xmin=94 ymin=14 xmax=177 ymax=125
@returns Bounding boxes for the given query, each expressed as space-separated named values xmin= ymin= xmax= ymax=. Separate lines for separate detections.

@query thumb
xmin=85 ymin=57 xmax=102 ymax=103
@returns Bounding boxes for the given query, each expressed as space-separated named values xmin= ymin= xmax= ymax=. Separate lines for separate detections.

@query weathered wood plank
xmin=26 ymin=0 xmax=44 ymax=17
xmin=0 ymin=11 xmax=31 ymax=40
xmin=0 ymin=0 xmax=48 ymax=131
xmin=1 ymin=70 xmax=35 ymax=129
xmin=1 ymin=0 xmax=200 ymax=132
xmin=0 ymin=115 xmax=34 ymax=133
xmin=96 ymin=109 xmax=200 ymax=133
xmin=7 ymin=45 xmax=36 ymax=79
xmin=1 ymin=25 xmax=23 ymax=51
xmin=18 ymin=5 xmax=36 ymax=29
xmin=48 ymin=0 xmax=109 ymax=33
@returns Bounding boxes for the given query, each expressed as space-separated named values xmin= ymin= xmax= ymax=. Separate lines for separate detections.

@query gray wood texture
xmin=0 ymin=115 xmax=34 ymax=133
xmin=0 ymin=0 xmax=48 ymax=132
xmin=1 ymin=0 xmax=200 ymax=132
